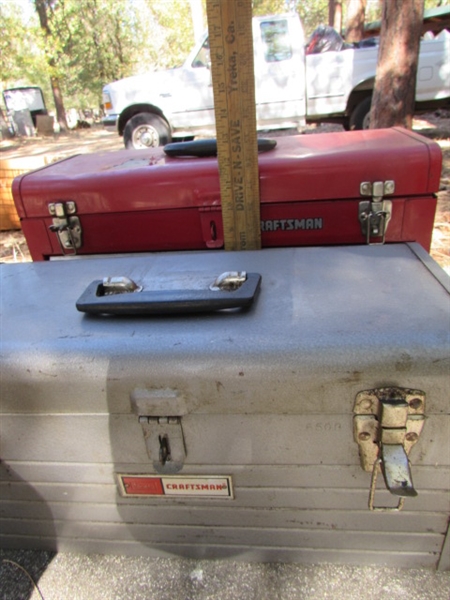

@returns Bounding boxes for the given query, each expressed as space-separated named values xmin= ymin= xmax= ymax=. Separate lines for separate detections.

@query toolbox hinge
xmin=48 ymin=201 xmax=83 ymax=254
xmin=359 ymin=181 xmax=394 ymax=245
xmin=139 ymin=416 xmax=186 ymax=474
xmin=353 ymin=387 xmax=426 ymax=511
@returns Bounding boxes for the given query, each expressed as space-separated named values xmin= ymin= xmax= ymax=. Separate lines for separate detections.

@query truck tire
xmin=124 ymin=113 xmax=171 ymax=149
xmin=349 ymin=97 xmax=372 ymax=130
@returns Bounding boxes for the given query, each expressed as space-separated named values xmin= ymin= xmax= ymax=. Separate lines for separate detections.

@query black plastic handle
xmin=164 ymin=138 xmax=276 ymax=158
xmin=76 ymin=273 xmax=261 ymax=316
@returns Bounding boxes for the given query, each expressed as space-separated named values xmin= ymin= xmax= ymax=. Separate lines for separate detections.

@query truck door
xmin=253 ymin=16 xmax=307 ymax=128
xmin=170 ymin=38 xmax=215 ymax=130
xmin=415 ymin=34 xmax=450 ymax=102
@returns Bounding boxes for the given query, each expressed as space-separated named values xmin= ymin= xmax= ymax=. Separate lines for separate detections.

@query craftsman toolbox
xmin=12 ymin=127 xmax=441 ymax=261
xmin=1 ymin=244 xmax=449 ymax=568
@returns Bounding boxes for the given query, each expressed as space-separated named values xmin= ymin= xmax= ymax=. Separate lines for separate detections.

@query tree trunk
xmin=34 ymin=0 xmax=51 ymax=35
xmin=34 ymin=0 xmax=69 ymax=131
xmin=345 ymin=0 xmax=366 ymax=43
xmin=50 ymin=76 xmax=69 ymax=132
xmin=370 ymin=0 xmax=424 ymax=130
xmin=329 ymin=0 xmax=343 ymax=32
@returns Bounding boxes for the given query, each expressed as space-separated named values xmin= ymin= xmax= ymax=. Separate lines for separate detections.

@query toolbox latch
xmin=359 ymin=181 xmax=394 ymax=245
xmin=139 ymin=416 xmax=186 ymax=474
xmin=48 ymin=201 xmax=83 ymax=254
xmin=199 ymin=206 xmax=224 ymax=249
xmin=353 ymin=387 xmax=426 ymax=511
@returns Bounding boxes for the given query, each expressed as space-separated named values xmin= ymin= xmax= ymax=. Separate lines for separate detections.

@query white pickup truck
xmin=101 ymin=13 xmax=450 ymax=149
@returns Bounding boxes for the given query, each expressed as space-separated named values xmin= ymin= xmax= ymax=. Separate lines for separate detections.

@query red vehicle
xmin=12 ymin=127 xmax=441 ymax=261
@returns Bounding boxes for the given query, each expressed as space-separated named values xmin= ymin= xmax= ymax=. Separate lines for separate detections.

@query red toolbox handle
xmin=163 ymin=138 xmax=276 ymax=158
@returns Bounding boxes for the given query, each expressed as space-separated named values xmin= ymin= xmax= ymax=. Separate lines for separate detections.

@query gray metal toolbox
xmin=1 ymin=243 xmax=449 ymax=569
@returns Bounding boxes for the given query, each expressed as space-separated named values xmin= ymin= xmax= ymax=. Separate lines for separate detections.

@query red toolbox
xmin=12 ymin=127 xmax=441 ymax=261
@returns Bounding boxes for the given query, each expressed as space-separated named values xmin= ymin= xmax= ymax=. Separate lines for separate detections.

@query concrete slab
xmin=1 ymin=550 xmax=449 ymax=600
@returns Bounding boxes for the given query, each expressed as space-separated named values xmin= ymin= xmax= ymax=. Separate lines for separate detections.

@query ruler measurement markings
xmin=206 ymin=0 xmax=261 ymax=251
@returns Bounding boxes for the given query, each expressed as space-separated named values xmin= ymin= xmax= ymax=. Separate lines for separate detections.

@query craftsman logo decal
xmin=117 ymin=475 xmax=234 ymax=499
xmin=260 ymin=218 xmax=323 ymax=232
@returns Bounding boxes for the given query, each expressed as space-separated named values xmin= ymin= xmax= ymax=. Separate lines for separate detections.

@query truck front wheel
xmin=123 ymin=113 xmax=171 ymax=149
xmin=349 ymin=97 xmax=372 ymax=130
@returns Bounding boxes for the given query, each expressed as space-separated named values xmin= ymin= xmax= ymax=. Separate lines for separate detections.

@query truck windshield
xmin=192 ymin=39 xmax=210 ymax=68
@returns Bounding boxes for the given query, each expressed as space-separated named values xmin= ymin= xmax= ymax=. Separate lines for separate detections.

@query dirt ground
xmin=1 ymin=113 xmax=449 ymax=272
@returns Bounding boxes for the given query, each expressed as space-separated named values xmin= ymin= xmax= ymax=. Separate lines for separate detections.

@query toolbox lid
xmin=12 ymin=127 xmax=442 ymax=219
xmin=1 ymin=243 xmax=448 ymax=416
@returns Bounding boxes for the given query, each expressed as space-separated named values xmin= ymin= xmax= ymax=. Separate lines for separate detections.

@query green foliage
xmin=296 ymin=0 xmax=329 ymax=36
xmin=34 ymin=0 xmax=144 ymax=108
xmin=2 ymin=0 xmax=447 ymax=115
xmin=139 ymin=0 xmax=198 ymax=70
xmin=424 ymin=0 xmax=449 ymax=8
xmin=0 ymin=3 xmax=49 ymax=91
xmin=252 ymin=0 xmax=286 ymax=16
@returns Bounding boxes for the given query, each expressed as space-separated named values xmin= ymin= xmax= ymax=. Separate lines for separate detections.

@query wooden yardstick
xmin=206 ymin=0 xmax=261 ymax=251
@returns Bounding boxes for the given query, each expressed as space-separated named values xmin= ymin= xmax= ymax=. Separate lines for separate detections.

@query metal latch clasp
xmin=139 ymin=416 xmax=186 ymax=474
xmin=359 ymin=181 xmax=394 ymax=245
xmin=354 ymin=388 xmax=426 ymax=511
xmin=48 ymin=201 xmax=82 ymax=254
xmin=131 ymin=388 xmax=187 ymax=474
